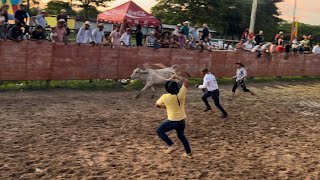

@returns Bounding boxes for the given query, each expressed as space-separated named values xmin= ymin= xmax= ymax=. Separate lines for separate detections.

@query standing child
xmin=0 ymin=8 xmax=6 ymax=39
xmin=155 ymin=75 xmax=192 ymax=158
xmin=232 ymin=61 xmax=255 ymax=98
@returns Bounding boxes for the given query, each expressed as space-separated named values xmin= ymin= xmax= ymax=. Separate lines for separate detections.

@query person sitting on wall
xmin=276 ymin=38 xmax=285 ymax=53
xmin=103 ymin=33 xmax=113 ymax=47
xmin=30 ymin=25 xmax=45 ymax=42
xmin=120 ymin=28 xmax=131 ymax=46
xmin=170 ymin=35 xmax=180 ymax=48
xmin=236 ymin=39 xmax=245 ymax=50
xmin=8 ymin=22 xmax=23 ymax=42
xmin=269 ymin=42 xmax=277 ymax=53
xmin=187 ymin=37 xmax=197 ymax=50
xmin=14 ymin=4 xmax=29 ymax=35
xmin=145 ymin=31 xmax=156 ymax=48
xmin=312 ymin=43 xmax=320 ymax=55
xmin=177 ymin=31 xmax=187 ymax=48
xmin=160 ymin=32 xmax=171 ymax=48
xmin=243 ymin=39 xmax=253 ymax=51
xmin=77 ymin=21 xmax=93 ymax=45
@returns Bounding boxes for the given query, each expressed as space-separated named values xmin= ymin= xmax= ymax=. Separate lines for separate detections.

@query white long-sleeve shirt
xmin=312 ymin=45 xmax=320 ymax=55
xmin=198 ymin=73 xmax=219 ymax=91
xmin=77 ymin=27 xmax=93 ymax=44
xmin=92 ymin=28 xmax=104 ymax=44
xmin=234 ymin=67 xmax=247 ymax=81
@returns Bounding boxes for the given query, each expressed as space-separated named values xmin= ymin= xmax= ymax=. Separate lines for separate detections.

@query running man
xmin=196 ymin=68 xmax=228 ymax=118
xmin=155 ymin=75 xmax=192 ymax=158
xmin=232 ymin=61 xmax=255 ymax=98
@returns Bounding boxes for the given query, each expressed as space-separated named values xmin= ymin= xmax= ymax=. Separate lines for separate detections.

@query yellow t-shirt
xmin=156 ymin=85 xmax=187 ymax=121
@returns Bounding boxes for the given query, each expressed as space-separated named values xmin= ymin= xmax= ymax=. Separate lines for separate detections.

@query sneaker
xmin=182 ymin=153 xmax=192 ymax=159
xmin=221 ymin=113 xmax=228 ymax=118
xmin=204 ymin=108 xmax=212 ymax=112
xmin=164 ymin=145 xmax=178 ymax=154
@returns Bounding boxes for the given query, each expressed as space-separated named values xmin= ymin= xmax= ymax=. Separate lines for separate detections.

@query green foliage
xmin=71 ymin=0 xmax=112 ymax=20
xmin=46 ymin=0 xmax=77 ymax=16
xmin=77 ymin=5 xmax=101 ymax=20
xmin=278 ymin=22 xmax=320 ymax=42
xmin=152 ymin=0 xmax=283 ymax=40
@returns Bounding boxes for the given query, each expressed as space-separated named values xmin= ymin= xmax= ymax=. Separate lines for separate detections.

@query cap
xmin=194 ymin=25 xmax=198 ymax=28
xmin=98 ymin=23 xmax=104 ymax=27
xmin=61 ymin=9 xmax=67 ymax=13
xmin=183 ymin=21 xmax=190 ymax=24
xmin=177 ymin=24 xmax=182 ymax=27
xmin=84 ymin=21 xmax=91 ymax=26
xmin=41 ymin=9 xmax=47 ymax=13
xmin=58 ymin=19 xmax=66 ymax=23
xmin=235 ymin=61 xmax=244 ymax=67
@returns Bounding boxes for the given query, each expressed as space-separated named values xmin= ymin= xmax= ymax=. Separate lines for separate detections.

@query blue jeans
xmin=156 ymin=120 xmax=191 ymax=154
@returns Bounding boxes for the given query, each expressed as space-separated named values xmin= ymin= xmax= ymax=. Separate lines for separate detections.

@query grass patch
xmin=0 ymin=76 xmax=319 ymax=91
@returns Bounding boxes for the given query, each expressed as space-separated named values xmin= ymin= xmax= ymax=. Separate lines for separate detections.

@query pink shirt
xmin=53 ymin=26 xmax=67 ymax=42
xmin=109 ymin=30 xmax=121 ymax=46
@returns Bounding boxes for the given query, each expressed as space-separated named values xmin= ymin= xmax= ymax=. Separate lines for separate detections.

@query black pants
xmin=201 ymin=90 xmax=227 ymax=115
xmin=232 ymin=80 xmax=250 ymax=93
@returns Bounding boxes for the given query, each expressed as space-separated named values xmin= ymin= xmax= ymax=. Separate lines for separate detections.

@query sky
xmin=41 ymin=0 xmax=320 ymax=25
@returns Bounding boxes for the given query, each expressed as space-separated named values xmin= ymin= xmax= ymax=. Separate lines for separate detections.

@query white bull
xmin=130 ymin=65 xmax=178 ymax=98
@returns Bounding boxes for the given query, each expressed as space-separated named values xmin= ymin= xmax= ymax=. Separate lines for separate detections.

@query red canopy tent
xmin=97 ymin=1 xmax=160 ymax=27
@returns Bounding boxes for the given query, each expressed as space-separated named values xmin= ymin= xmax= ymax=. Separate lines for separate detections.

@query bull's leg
xmin=135 ymin=84 xmax=152 ymax=98
xmin=151 ymin=86 xmax=155 ymax=99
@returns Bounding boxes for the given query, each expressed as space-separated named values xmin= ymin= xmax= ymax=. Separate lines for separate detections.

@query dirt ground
xmin=0 ymin=81 xmax=320 ymax=180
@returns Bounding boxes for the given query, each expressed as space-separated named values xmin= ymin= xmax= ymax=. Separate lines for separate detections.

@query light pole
xmin=249 ymin=0 xmax=258 ymax=34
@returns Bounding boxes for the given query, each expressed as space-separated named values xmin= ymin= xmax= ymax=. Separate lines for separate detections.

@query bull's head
xmin=130 ymin=68 xmax=149 ymax=80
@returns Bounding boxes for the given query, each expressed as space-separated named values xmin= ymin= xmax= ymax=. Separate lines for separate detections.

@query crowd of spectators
xmin=0 ymin=3 xmax=319 ymax=56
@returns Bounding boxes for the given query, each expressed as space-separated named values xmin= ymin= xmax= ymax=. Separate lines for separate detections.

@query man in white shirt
xmin=189 ymin=25 xmax=199 ymax=42
xmin=232 ymin=61 xmax=255 ymax=98
xmin=92 ymin=23 xmax=104 ymax=45
xmin=31 ymin=10 xmax=48 ymax=39
xmin=77 ymin=21 xmax=93 ymax=44
xmin=120 ymin=28 xmax=131 ymax=46
xmin=244 ymin=40 xmax=253 ymax=51
xmin=312 ymin=43 xmax=320 ymax=55
xmin=196 ymin=68 xmax=228 ymax=118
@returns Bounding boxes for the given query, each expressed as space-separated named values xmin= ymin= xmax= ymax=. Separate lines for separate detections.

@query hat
xmin=279 ymin=31 xmax=283 ymax=34
xmin=183 ymin=21 xmax=190 ymax=24
xmin=84 ymin=21 xmax=91 ymax=26
xmin=165 ymin=81 xmax=180 ymax=95
xmin=177 ymin=24 xmax=182 ymax=27
xmin=126 ymin=28 xmax=131 ymax=31
xmin=41 ymin=9 xmax=47 ymax=13
xmin=194 ymin=25 xmax=198 ymax=28
xmin=58 ymin=19 xmax=65 ymax=23
xmin=235 ymin=61 xmax=245 ymax=67
xmin=149 ymin=31 xmax=155 ymax=35
xmin=203 ymin=23 xmax=208 ymax=27
xmin=61 ymin=9 xmax=67 ymax=13
xmin=98 ymin=23 xmax=104 ymax=27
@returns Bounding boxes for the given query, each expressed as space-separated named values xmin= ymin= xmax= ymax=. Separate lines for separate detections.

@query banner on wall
xmin=1 ymin=0 xmax=22 ymax=23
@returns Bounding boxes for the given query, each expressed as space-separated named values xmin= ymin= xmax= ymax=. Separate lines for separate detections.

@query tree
xmin=78 ymin=5 xmax=100 ymax=20
xmin=152 ymin=0 xmax=284 ymax=40
xmin=71 ymin=0 xmax=112 ymax=20
xmin=45 ymin=0 xmax=76 ymax=16
xmin=278 ymin=22 xmax=320 ymax=42
xmin=23 ymin=0 xmax=39 ymax=12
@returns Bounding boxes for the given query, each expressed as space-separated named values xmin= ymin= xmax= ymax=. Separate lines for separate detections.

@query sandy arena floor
xmin=0 ymin=81 xmax=320 ymax=179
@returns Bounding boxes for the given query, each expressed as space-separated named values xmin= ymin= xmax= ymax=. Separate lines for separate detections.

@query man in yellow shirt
xmin=155 ymin=75 xmax=192 ymax=158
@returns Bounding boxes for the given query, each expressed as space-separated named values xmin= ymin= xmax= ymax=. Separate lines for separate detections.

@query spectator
xmin=177 ymin=31 xmax=187 ymax=48
xmin=136 ymin=25 xmax=143 ymax=46
xmin=160 ymin=32 xmax=171 ymax=48
xmin=8 ymin=22 xmax=23 ymax=42
xmin=312 ymin=43 xmax=320 ymax=55
xmin=154 ymin=26 xmax=161 ymax=40
xmin=92 ymin=23 xmax=105 ymax=45
xmin=0 ymin=8 xmax=6 ymax=39
xmin=251 ymin=43 xmax=263 ymax=58
xmin=52 ymin=19 xmax=67 ymax=43
xmin=145 ymin=31 xmax=156 ymax=47
xmin=109 ymin=26 xmax=121 ymax=46
xmin=172 ymin=24 xmax=181 ymax=36
xmin=120 ymin=28 xmax=131 ymax=46
xmin=0 ymin=4 xmax=9 ymax=23
xmin=201 ymin=23 xmax=209 ymax=40
xmin=57 ymin=9 xmax=68 ymax=23
xmin=190 ymin=25 xmax=199 ymax=42
xmin=241 ymin=28 xmax=249 ymax=42
xmin=170 ymin=35 xmax=180 ymax=48
xmin=236 ymin=39 xmax=245 ymax=49
xmin=56 ymin=9 xmax=70 ymax=36
xmin=77 ymin=21 xmax=93 ymax=44
xmin=274 ymin=31 xmax=284 ymax=44
xmin=14 ymin=4 xmax=29 ymax=34
xmin=187 ymin=37 xmax=197 ymax=49
xmin=103 ymin=34 xmax=113 ymax=46
xmin=30 ymin=25 xmax=44 ymax=41
xmin=308 ymin=35 xmax=313 ymax=49
xmin=276 ymin=38 xmax=285 ymax=53
xmin=31 ymin=10 xmax=49 ymax=39
xmin=269 ymin=42 xmax=277 ymax=53
xmin=181 ymin=21 xmax=190 ymax=39
xmin=291 ymin=38 xmax=299 ymax=52
xmin=254 ymin=30 xmax=264 ymax=45
xmin=261 ymin=43 xmax=271 ymax=52
xmin=243 ymin=40 xmax=253 ymax=51
xmin=204 ymin=37 xmax=215 ymax=51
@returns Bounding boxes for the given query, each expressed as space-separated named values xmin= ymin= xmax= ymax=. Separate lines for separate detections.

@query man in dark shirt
xmin=201 ymin=23 xmax=209 ymax=41
xmin=14 ymin=4 xmax=29 ymax=34
xmin=31 ymin=25 xmax=44 ymax=40
xmin=8 ymin=22 xmax=23 ymax=41
xmin=254 ymin=30 xmax=264 ymax=45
